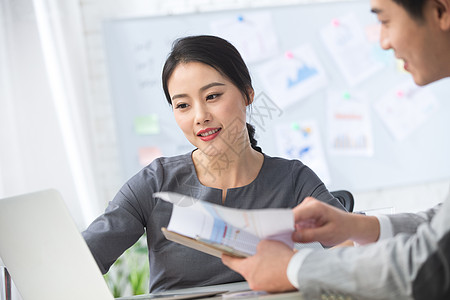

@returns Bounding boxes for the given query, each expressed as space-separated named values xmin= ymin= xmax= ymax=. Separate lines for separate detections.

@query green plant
xmin=104 ymin=235 xmax=149 ymax=297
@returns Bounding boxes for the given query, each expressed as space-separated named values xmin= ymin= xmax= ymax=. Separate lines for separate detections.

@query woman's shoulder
xmin=138 ymin=151 xmax=192 ymax=171
xmin=262 ymin=153 xmax=305 ymax=169
xmin=126 ymin=152 xmax=194 ymax=185
xmin=152 ymin=152 xmax=193 ymax=167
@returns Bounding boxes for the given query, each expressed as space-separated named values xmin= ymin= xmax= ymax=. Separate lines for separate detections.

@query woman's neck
xmin=192 ymin=145 xmax=264 ymax=192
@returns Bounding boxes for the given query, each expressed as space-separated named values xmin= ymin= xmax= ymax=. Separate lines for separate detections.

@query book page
xmin=154 ymin=192 xmax=295 ymax=255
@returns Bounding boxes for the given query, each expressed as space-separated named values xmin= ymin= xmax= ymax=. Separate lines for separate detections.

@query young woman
xmin=83 ymin=35 xmax=344 ymax=293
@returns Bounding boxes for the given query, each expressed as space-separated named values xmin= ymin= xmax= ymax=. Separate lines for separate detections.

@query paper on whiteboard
xmin=275 ymin=120 xmax=331 ymax=185
xmin=373 ymin=80 xmax=439 ymax=141
xmin=321 ymin=13 xmax=383 ymax=86
xmin=327 ymin=91 xmax=374 ymax=156
xmin=256 ymin=43 xmax=328 ymax=109
xmin=210 ymin=12 xmax=279 ymax=64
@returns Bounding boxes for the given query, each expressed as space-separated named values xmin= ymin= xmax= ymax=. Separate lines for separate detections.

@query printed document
xmin=154 ymin=192 xmax=295 ymax=257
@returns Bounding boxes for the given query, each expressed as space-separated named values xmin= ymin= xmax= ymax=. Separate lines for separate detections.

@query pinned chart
xmin=373 ymin=80 xmax=439 ymax=141
xmin=276 ymin=120 xmax=330 ymax=185
xmin=256 ymin=44 xmax=327 ymax=109
xmin=210 ymin=12 xmax=279 ymax=64
xmin=321 ymin=13 xmax=384 ymax=86
xmin=327 ymin=91 xmax=374 ymax=156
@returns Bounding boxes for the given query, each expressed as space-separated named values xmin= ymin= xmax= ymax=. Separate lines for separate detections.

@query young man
xmin=222 ymin=0 xmax=450 ymax=299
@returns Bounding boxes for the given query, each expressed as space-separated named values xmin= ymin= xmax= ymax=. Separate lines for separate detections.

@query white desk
xmin=116 ymin=282 xmax=304 ymax=300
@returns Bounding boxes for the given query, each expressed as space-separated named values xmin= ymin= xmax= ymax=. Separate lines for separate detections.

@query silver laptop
xmin=0 ymin=189 xmax=114 ymax=300
xmin=0 ymin=190 xmax=233 ymax=300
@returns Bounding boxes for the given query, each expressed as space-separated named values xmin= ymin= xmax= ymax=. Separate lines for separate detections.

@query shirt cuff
xmin=286 ymin=249 xmax=313 ymax=289
xmin=375 ymin=214 xmax=394 ymax=241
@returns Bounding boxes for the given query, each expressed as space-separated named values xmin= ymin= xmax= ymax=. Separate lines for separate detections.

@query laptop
xmin=0 ymin=189 xmax=115 ymax=300
xmin=0 ymin=190 xmax=227 ymax=300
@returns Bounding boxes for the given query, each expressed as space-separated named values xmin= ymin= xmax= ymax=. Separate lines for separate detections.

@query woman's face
xmin=167 ymin=61 xmax=253 ymax=157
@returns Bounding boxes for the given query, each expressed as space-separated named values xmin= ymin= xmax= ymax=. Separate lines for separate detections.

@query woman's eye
xmin=175 ymin=103 xmax=189 ymax=109
xmin=206 ymin=93 xmax=221 ymax=100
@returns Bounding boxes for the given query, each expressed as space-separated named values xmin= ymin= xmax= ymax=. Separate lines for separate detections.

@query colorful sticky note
xmin=134 ymin=114 xmax=159 ymax=135
xmin=138 ymin=146 xmax=163 ymax=166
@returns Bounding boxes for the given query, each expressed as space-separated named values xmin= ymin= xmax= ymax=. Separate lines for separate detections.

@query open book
xmin=154 ymin=192 xmax=297 ymax=258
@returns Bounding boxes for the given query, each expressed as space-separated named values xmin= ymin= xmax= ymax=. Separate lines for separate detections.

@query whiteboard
xmin=103 ymin=0 xmax=450 ymax=192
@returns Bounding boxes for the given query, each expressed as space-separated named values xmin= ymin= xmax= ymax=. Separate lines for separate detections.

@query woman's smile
xmin=197 ymin=127 xmax=222 ymax=141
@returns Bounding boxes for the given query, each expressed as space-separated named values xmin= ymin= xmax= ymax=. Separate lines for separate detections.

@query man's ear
xmin=434 ymin=0 xmax=450 ymax=30
xmin=246 ymin=88 xmax=255 ymax=106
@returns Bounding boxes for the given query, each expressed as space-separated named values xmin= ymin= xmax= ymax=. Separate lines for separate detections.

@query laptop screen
xmin=0 ymin=189 xmax=114 ymax=300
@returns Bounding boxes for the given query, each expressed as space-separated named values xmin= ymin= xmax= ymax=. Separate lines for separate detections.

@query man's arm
xmin=387 ymin=204 xmax=441 ymax=236
xmin=295 ymin=198 xmax=449 ymax=299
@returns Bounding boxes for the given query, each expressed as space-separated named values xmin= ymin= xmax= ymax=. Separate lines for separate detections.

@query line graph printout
xmin=154 ymin=192 xmax=295 ymax=255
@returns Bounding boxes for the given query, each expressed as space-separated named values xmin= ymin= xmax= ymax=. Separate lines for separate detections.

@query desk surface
xmin=116 ymin=282 xmax=303 ymax=300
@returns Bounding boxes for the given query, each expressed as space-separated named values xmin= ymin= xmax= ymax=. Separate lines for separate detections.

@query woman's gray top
xmin=82 ymin=152 xmax=344 ymax=292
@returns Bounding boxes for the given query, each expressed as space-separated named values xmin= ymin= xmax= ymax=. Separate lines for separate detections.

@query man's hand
xmin=293 ymin=197 xmax=380 ymax=246
xmin=222 ymin=240 xmax=296 ymax=293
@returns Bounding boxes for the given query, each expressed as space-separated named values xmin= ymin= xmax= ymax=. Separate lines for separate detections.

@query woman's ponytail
xmin=246 ymin=123 xmax=262 ymax=153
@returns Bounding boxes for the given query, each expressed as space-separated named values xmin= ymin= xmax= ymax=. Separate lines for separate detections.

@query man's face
xmin=371 ymin=0 xmax=448 ymax=85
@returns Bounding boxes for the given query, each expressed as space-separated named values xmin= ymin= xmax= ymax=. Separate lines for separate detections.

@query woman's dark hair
xmin=162 ymin=35 xmax=261 ymax=153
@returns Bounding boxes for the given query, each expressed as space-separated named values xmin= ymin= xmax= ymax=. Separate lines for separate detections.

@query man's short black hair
xmin=393 ymin=0 xmax=427 ymax=20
